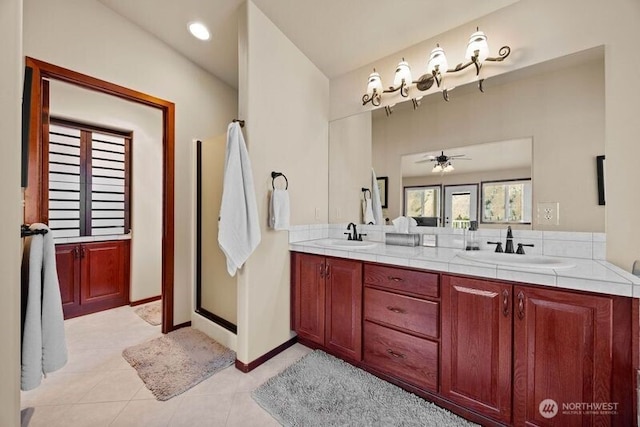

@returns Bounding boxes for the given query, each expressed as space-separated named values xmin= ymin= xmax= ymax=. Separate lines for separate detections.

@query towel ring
xmin=361 ymin=188 xmax=371 ymax=198
xmin=271 ymin=171 xmax=288 ymax=190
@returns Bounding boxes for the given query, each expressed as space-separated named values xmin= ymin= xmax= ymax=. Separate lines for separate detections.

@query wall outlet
xmin=537 ymin=202 xmax=559 ymax=226
xmin=335 ymin=207 xmax=341 ymax=220
xmin=315 ymin=207 xmax=321 ymax=220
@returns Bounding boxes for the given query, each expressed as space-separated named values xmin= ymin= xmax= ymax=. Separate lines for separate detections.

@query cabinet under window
xmin=47 ymin=118 xmax=131 ymax=239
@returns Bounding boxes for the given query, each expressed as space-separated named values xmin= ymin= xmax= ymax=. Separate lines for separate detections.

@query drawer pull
xmin=386 ymin=349 xmax=406 ymax=359
xmin=388 ymin=276 xmax=404 ymax=282
xmin=386 ymin=306 xmax=406 ymax=314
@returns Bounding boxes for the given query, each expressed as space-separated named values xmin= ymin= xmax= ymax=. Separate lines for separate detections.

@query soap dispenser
xmin=465 ymin=221 xmax=479 ymax=251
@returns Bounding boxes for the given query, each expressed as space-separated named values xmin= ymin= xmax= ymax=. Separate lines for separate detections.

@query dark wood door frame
xmin=24 ymin=57 xmax=176 ymax=334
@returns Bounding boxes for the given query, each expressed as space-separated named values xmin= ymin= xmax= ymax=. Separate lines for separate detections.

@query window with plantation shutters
xmin=47 ymin=119 xmax=131 ymax=239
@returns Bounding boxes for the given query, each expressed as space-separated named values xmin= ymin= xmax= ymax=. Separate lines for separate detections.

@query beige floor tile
xmin=78 ymin=368 xmax=145 ymax=403
xmin=225 ymin=392 xmax=280 ymax=427
xmin=19 ymin=304 xmax=304 ymax=426
xmin=20 ymin=371 xmax=109 ymax=408
xmin=184 ymin=365 xmax=243 ymax=396
xmin=21 ymin=405 xmax=71 ymax=427
xmin=168 ymin=394 xmax=235 ymax=426
xmin=62 ymin=401 xmax=127 ymax=427
xmin=110 ymin=397 xmax=183 ymax=427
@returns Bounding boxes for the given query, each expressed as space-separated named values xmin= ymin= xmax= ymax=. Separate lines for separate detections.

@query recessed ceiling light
xmin=188 ymin=22 xmax=210 ymax=41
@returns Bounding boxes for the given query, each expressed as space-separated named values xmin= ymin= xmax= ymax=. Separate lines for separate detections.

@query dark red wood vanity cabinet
xmin=292 ymin=252 xmax=363 ymax=361
xmin=511 ymin=285 xmax=615 ymax=427
xmin=442 ymin=274 xmax=631 ymax=426
xmin=55 ymin=240 xmax=130 ymax=319
xmin=292 ymin=255 xmax=636 ymax=426
xmin=441 ymin=275 xmax=513 ymax=423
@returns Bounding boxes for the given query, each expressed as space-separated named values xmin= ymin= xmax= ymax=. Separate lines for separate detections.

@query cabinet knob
xmin=387 ymin=276 xmax=404 ymax=282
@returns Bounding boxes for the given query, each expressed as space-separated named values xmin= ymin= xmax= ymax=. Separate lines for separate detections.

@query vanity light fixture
xmin=188 ymin=22 xmax=211 ymax=41
xmin=362 ymin=27 xmax=510 ymax=106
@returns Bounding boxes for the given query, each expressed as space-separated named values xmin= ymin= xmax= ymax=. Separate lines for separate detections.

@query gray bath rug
xmin=123 ymin=327 xmax=235 ymax=400
xmin=252 ymin=350 xmax=477 ymax=426
xmin=134 ymin=300 xmax=162 ymax=326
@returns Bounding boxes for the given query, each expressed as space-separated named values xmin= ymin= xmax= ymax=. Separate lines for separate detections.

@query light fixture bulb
xmin=393 ymin=59 xmax=412 ymax=88
xmin=444 ymin=162 xmax=455 ymax=172
xmin=366 ymin=69 xmax=383 ymax=96
xmin=432 ymin=164 xmax=443 ymax=173
xmin=188 ymin=22 xmax=211 ymax=41
xmin=427 ymin=45 xmax=449 ymax=74
xmin=466 ymin=29 xmax=489 ymax=62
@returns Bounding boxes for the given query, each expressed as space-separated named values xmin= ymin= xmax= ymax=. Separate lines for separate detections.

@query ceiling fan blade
xmin=415 ymin=159 xmax=434 ymax=164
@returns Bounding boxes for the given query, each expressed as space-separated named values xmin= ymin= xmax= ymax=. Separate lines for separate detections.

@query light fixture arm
xmin=362 ymin=90 xmax=382 ymax=106
xmin=383 ymin=80 xmax=410 ymax=98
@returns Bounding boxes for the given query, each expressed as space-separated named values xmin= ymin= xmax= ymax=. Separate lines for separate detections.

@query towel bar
xmin=21 ymin=224 xmax=48 ymax=238
xmin=271 ymin=171 xmax=288 ymax=190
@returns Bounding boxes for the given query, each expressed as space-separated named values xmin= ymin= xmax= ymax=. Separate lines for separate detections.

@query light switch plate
xmin=537 ymin=202 xmax=559 ymax=226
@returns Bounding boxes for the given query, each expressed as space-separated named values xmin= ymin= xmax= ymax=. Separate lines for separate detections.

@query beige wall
xmin=237 ymin=1 xmax=329 ymax=363
xmin=0 ymin=0 xmax=23 ymax=423
xmin=23 ymin=0 xmax=238 ymax=325
xmin=49 ymin=80 xmax=163 ymax=303
xmin=199 ymin=134 xmax=237 ymax=325
xmin=371 ymin=57 xmax=604 ymax=233
xmin=329 ymin=112 xmax=372 ymax=223
xmin=330 ymin=0 xmax=640 ymax=270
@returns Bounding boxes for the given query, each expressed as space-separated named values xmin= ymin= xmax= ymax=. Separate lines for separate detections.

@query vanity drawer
xmin=364 ymin=287 xmax=439 ymax=339
xmin=364 ymin=265 xmax=439 ymax=298
xmin=364 ymin=321 xmax=438 ymax=392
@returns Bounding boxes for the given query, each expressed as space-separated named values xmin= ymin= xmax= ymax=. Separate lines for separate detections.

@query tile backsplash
xmin=288 ymin=223 xmax=606 ymax=261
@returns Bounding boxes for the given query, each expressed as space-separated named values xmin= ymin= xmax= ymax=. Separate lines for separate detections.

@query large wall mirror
xmin=329 ymin=46 xmax=605 ymax=233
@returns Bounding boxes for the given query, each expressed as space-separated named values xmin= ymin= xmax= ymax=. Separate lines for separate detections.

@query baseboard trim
xmin=235 ymin=336 xmax=298 ymax=373
xmin=130 ymin=295 xmax=161 ymax=307
xmin=171 ymin=321 xmax=192 ymax=331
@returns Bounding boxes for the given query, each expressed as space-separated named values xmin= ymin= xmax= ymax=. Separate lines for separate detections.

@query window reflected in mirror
xmin=404 ymin=185 xmax=441 ymax=226
xmin=481 ymin=179 xmax=532 ymax=224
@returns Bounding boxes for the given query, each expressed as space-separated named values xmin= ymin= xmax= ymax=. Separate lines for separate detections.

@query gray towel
xmin=21 ymin=223 xmax=67 ymax=391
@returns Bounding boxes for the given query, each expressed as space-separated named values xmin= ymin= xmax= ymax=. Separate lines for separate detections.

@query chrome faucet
xmin=505 ymin=226 xmax=514 ymax=254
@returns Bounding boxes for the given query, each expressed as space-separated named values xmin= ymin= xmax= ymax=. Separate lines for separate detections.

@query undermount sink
xmin=457 ymin=251 xmax=576 ymax=270
xmin=312 ymin=239 xmax=378 ymax=250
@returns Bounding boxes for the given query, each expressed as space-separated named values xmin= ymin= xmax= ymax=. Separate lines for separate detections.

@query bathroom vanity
xmin=290 ymin=242 xmax=638 ymax=426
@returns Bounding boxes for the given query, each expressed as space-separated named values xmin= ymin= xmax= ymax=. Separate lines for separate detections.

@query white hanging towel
xmin=371 ymin=168 xmax=384 ymax=225
xmin=269 ymin=188 xmax=290 ymax=230
xmin=21 ymin=223 xmax=68 ymax=391
xmin=362 ymin=192 xmax=375 ymax=225
xmin=218 ymin=122 xmax=261 ymax=277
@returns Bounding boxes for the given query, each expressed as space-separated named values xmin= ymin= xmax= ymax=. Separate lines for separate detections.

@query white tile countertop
xmin=290 ymin=238 xmax=640 ymax=299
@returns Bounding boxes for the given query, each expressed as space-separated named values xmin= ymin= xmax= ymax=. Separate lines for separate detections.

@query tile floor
xmin=20 ymin=305 xmax=312 ymax=427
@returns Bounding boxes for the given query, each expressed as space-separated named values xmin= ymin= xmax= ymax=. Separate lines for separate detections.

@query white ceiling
xmin=97 ymin=0 xmax=519 ymax=89
xmin=401 ymin=138 xmax=532 ymax=178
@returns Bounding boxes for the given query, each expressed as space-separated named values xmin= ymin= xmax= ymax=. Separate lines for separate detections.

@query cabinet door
xmin=55 ymin=244 xmax=81 ymax=319
xmin=80 ymin=240 xmax=130 ymax=313
xmin=441 ymin=275 xmax=512 ymax=423
xmin=513 ymin=286 xmax=612 ymax=427
xmin=325 ymin=257 xmax=363 ymax=361
xmin=293 ymin=253 xmax=326 ymax=345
